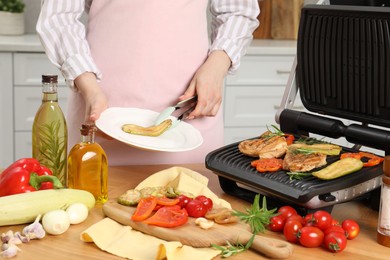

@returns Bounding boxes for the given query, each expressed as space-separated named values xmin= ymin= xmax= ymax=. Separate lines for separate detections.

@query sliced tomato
xmin=251 ymin=160 xmax=259 ymax=168
xmin=252 ymin=158 xmax=283 ymax=173
xmin=156 ymin=196 xmax=180 ymax=206
xmin=131 ymin=196 xmax=157 ymax=221
xmin=285 ymin=134 xmax=295 ymax=145
xmin=143 ymin=206 xmax=188 ymax=228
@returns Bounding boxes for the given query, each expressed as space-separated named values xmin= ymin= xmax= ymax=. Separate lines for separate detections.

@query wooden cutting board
xmin=271 ymin=0 xmax=304 ymax=39
xmin=103 ymin=199 xmax=293 ymax=259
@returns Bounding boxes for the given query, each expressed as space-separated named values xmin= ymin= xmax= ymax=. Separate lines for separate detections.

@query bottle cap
xmin=42 ymin=75 xmax=58 ymax=84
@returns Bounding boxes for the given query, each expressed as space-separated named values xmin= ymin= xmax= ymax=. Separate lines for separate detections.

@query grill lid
xmin=297 ymin=5 xmax=390 ymax=128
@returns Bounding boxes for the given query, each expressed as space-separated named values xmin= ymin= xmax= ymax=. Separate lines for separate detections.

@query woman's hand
xmin=181 ymin=50 xmax=231 ymax=120
xmin=75 ymin=72 xmax=111 ymax=139
xmin=74 ymin=72 xmax=108 ymax=123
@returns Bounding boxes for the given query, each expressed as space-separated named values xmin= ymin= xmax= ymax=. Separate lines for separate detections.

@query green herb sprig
xmin=211 ymin=235 xmax=255 ymax=258
xmin=232 ymin=194 xmax=278 ymax=234
xmin=262 ymin=125 xmax=285 ymax=139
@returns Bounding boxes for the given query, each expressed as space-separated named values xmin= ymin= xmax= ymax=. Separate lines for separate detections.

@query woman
xmin=36 ymin=0 xmax=260 ymax=165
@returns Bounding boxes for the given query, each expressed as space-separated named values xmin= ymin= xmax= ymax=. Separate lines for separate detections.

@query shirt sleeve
xmin=36 ymin=0 xmax=101 ymax=84
xmin=209 ymin=0 xmax=260 ymax=73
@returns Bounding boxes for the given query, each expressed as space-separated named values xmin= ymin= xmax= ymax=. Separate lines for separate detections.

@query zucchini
xmin=289 ymin=143 xmax=342 ymax=156
xmin=0 ymin=189 xmax=95 ymax=226
xmin=312 ymin=158 xmax=363 ymax=180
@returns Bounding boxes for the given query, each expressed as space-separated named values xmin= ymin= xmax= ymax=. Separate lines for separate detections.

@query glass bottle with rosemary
xmin=32 ymin=75 xmax=68 ymax=186
xmin=67 ymin=124 xmax=108 ymax=204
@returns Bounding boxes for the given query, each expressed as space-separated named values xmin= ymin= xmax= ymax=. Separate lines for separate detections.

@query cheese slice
xmin=135 ymin=167 xmax=231 ymax=208
xmin=81 ymin=218 xmax=220 ymax=260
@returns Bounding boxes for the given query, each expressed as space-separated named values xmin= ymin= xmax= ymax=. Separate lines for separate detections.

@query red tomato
xmin=269 ymin=215 xmax=286 ymax=232
xmin=304 ymin=213 xmax=315 ymax=226
xmin=323 ymin=231 xmax=348 ymax=253
xmin=324 ymin=225 xmax=346 ymax=237
xmin=285 ymin=134 xmax=295 ymax=145
xmin=284 ymin=220 xmax=303 ymax=243
xmin=313 ymin=210 xmax=333 ymax=231
xmin=278 ymin=206 xmax=298 ymax=219
xmin=331 ymin=218 xmax=340 ymax=226
xmin=185 ymin=199 xmax=207 ymax=218
xmin=195 ymin=195 xmax=213 ymax=211
xmin=298 ymin=226 xmax=324 ymax=248
xmin=177 ymin=195 xmax=191 ymax=208
xmin=286 ymin=214 xmax=305 ymax=225
xmin=342 ymin=219 xmax=360 ymax=240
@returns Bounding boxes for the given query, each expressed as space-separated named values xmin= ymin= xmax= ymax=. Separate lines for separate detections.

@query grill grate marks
xmin=297 ymin=6 xmax=390 ymax=128
xmin=206 ymin=141 xmax=383 ymax=202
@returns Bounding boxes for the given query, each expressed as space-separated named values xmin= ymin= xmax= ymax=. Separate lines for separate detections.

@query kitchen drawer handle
xmin=276 ymin=70 xmax=291 ymax=74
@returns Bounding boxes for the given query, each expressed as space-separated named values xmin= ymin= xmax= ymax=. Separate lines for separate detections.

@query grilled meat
xmin=238 ymin=132 xmax=287 ymax=158
xmin=282 ymin=149 xmax=327 ymax=172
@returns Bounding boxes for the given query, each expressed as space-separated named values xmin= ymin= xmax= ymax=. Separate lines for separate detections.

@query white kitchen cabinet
xmin=223 ymin=44 xmax=299 ymax=144
xmin=0 ymin=50 xmax=68 ymax=168
xmin=0 ymin=53 xmax=14 ymax=168
xmin=13 ymin=53 xmax=68 ymax=161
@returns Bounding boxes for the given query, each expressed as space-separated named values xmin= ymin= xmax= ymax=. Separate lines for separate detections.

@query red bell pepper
xmin=143 ymin=206 xmax=188 ymax=228
xmin=131 ymin=197 xmax=158 ymax=221
xmin=0 ymin=158 xmax=63 ymax=197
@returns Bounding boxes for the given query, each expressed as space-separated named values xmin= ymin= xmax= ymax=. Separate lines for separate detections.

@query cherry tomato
xmin=331 ymin=218 xmax=340 ymax=226
xmin=342 ymin=219 xmax=360 ymax=240
xmin=313 ymin=210 xmax=333 ymax=231
xmin=304 ymin=213 xmax=315 ymax=226
xmin=323 ymin=231 xmax=348 ymax=253
xmin=269 ymin=215 xmax=286 ymax=232
xmin=324 ymin=225 xmax=346 ymax=237
xmin=298 ymin=226 xmax=324 ymax=248
xmin=195 ymin=195 xmax=213 ymax=211
xmin=283 ymin=220 xmax=303 ymax=243
xmin=278 ymin=206 xmax=298 ymax=219
xmin=176 ymin=195 xmax=191 ymax=208
xmin=185 ymin=199 xmax=207 ymax=218
xmin=286 ymin=214 xmax=305 ymax=225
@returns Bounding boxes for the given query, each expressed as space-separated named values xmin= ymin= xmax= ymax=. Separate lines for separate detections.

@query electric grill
xmin=205 ymin=4 xmax=390 ymax=214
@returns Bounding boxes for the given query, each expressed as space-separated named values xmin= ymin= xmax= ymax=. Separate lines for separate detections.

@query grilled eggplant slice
xmin=122 ymin=119 xmax=172 ymax=137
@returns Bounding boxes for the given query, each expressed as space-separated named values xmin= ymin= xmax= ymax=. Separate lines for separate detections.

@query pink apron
xmin=67 ymin=0 xmax=224 ymax=165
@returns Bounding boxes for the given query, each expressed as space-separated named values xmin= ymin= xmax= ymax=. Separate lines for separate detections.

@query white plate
xmin=95 ymin=107 xmax=203 ymax=152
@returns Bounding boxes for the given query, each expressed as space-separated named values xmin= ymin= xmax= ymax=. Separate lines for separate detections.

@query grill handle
xmin=279 ymin=109 xmax=345 ymax=138
xmin=279 ymin=109 xmax=390 ymax=153
xmin=346 ymin=125 xmax=390 ymax=153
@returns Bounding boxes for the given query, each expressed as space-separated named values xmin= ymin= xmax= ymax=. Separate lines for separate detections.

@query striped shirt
xmin=36 ymin=0 xmax=260 ymax=82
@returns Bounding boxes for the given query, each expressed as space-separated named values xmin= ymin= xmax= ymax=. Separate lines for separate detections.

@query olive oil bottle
xmin=67 ymin=124 xmax=108 ymax=204
xmin=32 ymin=75 xmax=68 ymax=186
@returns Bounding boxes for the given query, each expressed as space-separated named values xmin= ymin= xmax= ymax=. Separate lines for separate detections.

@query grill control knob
xmin=319 ymin=193 xmax=336 ymax=202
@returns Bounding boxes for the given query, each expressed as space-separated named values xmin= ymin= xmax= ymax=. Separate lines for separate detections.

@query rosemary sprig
xmin=232 ymin=194 xmax=278 ymax=234
xmin=286 ymin=171 xmax=312 ymax=181
xmin=211 ymin=235 xmax=255 ymax=258
xmin=295 ymin=136 xmax=328 ymax=145
xmin=262 ymin=125 xmax=285 ymax=139
xmin=292 ymin=148 xmax=316 ymax=155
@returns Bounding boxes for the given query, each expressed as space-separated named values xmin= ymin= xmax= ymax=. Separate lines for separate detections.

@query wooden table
xmin=1 ymin=164 xmax=389 ymax=259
